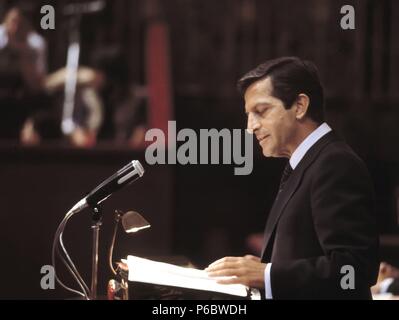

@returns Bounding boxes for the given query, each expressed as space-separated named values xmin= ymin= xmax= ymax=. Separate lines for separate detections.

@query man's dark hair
xmin=237 ymin=57 xmax=324 ymax=123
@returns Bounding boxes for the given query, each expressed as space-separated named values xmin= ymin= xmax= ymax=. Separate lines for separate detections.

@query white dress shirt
xmin=265 ymin=122 xmax=332 ymax=299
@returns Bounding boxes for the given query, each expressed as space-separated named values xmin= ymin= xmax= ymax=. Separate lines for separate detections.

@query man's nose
xmin=247 ymin=113 xmax=259 ymax=134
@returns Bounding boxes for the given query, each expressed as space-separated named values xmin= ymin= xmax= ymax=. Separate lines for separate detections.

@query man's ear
xmin=295 ymin=94 xmax=310 ymax=120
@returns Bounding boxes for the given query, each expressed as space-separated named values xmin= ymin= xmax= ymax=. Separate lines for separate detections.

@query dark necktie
xmin=278 ymin=163 xmax=293 ymax=193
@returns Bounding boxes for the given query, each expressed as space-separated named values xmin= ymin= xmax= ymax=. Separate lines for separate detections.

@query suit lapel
xmin=261 ymin=131 xmax=340 ymax=260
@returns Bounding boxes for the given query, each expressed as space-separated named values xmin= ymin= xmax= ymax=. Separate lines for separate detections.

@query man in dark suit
xmin=206 ymin=57 xmax=379 ymax=299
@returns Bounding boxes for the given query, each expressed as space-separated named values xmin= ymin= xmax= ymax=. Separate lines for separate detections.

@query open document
xmin=125 ymin=255 xmax=258 ymax=298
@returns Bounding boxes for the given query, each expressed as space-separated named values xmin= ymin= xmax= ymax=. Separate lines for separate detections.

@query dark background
xmin=0 ymin=0 xmax=398 ymax=299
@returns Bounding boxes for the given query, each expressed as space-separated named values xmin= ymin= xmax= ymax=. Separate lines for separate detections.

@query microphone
xmin=70 ymin=160 xmax=145 ymax=213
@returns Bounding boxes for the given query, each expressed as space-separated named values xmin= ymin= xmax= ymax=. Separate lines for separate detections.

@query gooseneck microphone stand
xmin=52 ymin=159 xmax=144 ymax=300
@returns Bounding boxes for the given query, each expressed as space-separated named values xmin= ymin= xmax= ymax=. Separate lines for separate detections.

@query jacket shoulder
xmin=310 ymin=140 xmax=372 ymax=184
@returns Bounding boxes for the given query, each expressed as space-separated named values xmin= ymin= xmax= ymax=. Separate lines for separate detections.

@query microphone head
xmin=121 ymin=211 xmax=150 ymax=234
xmin=132 ymin=160 xmax=145 ymax=177
xmin=86 ymin=160 xmax=145 ymax=207
xmin=117 ymin=160 xmax=144 ymax=186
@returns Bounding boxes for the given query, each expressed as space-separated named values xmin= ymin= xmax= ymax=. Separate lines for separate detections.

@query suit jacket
xmin=261 ymin=131 xmax=379 ymax=299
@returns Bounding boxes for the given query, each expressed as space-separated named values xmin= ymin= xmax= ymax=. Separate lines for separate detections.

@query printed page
xmin=125 ymin=255 xmax=248 ymax=297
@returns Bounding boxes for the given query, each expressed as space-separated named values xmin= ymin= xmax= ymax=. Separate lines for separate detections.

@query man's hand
xmin=205 ymin=255 xmax=266 ymax=289
xmin=379 ymin=262 xmax=399 ymax=281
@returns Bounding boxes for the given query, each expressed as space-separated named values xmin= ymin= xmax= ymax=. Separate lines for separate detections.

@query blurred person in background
xmin=0 ymin=3 xmax=105 ymax=147
xmin=37 ymin=66 xmax=105 ymax=147
xmin=91 ymin=47 xmax=148 ymax=147
xmin=0 ymin=4 xmax=47 ymax=141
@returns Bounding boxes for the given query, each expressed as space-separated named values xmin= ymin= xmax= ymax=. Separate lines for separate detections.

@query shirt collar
xmin=289 ymin=122 xmax=332 ymax=169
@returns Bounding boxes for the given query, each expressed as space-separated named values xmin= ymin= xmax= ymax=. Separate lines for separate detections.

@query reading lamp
xmin=109 ymin=210 xmax=151 ymax=276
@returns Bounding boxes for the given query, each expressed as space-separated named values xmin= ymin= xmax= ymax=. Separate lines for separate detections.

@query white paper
xmin=126 ymin=255 xmax=248 ymax=297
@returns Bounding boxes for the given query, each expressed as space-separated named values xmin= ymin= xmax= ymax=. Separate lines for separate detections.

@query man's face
xmin=4 ymin=8 xmax=28 ymax=39
xmin=245 ymin=77 xmax=298 ymax=158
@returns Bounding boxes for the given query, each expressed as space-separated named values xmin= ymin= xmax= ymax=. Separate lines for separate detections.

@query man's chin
xmin=262 ymin=148 xmax=274 ymax=158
